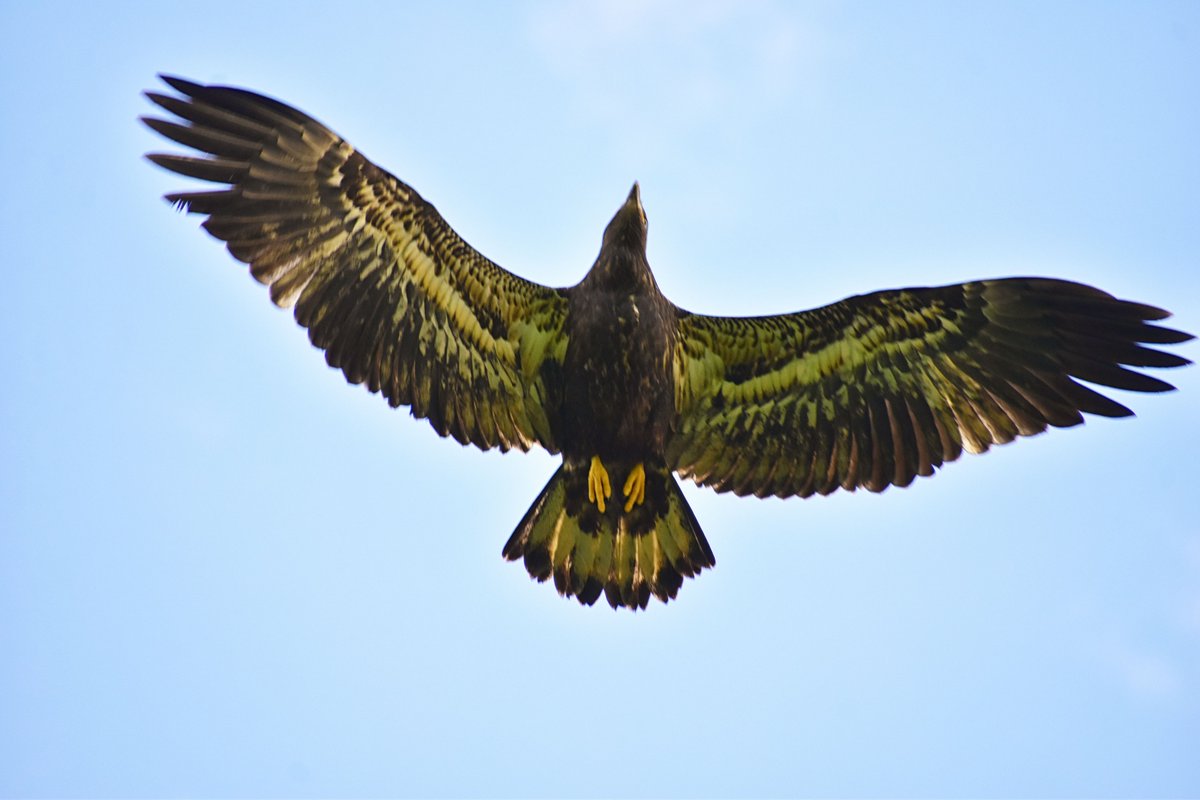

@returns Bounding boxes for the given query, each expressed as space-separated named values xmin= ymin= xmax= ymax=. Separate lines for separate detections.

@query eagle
xmin=143 ymin=75 xmax=1192 ymax=610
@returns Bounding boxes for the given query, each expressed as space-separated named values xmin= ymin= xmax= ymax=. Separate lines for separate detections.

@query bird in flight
xmin=143 ymin=75 xmax=1192 ymax=610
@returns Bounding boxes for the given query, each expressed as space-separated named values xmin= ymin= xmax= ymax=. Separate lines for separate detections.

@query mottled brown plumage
xmin=144 ymin=75 xmax=1192 ymax=610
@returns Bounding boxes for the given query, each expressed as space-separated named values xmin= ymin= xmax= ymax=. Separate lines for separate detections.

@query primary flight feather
xmin=143 ymin=75 xmax=1192 ymax=610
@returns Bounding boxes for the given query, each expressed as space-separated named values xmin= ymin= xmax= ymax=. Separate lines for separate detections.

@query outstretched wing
xmin=143 ymin=75 xmax=567 ymax=452
xmin=670 ymin=278 xmax=1192 ymax=498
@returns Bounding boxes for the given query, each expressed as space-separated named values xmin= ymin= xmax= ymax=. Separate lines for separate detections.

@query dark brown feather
xmin=144 ymin=74 xmax=568 ymax=455
xmin=671 ymin=278 xmax=1191 ymax=498
xmin=147 ymin=76 xmax=1192 ymax=610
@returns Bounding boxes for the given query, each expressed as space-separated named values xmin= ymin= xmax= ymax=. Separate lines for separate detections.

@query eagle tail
xmin=502 ymin=463 xmax=715 ymax=610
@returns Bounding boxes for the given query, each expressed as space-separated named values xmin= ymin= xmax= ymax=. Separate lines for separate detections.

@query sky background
xmin=2 ymin=1 xmax=1198 ymax=796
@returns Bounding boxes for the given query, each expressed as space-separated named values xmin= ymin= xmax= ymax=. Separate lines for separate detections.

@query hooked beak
xmin=625 ymin=181 xmax=645 ymax=223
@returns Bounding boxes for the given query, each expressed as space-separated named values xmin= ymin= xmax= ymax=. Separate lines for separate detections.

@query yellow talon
xmin=622 ymin=462 xmax=646 ymax=513
xmin=588 ymin=455 xmax=612 ymax=513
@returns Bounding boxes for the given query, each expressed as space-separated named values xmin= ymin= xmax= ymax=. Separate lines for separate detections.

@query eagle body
xmin=513 ymin=187 xmax=713 ymax=609
xmin=144 ymin=75 xmax=1192 ymax=611
xmin=561 ymin=192 xmax=677 ymax=464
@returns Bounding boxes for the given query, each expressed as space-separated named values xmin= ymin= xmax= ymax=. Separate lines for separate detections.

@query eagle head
xmin=586 ymin=183 xmax=654 ymax=292
xmin=601 ymin=182 xmax=648 ymax=254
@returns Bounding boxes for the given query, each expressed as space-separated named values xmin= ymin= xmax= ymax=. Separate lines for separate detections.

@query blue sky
xmin=2 ymin=1 xmax=1198 ymax=796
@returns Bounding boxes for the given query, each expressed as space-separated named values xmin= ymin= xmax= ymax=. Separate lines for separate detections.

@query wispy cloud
xmin=525 ymin=0 xmax=831 ymax=159
xmin=1104 ymin=637 xmax=1182 ymax=700
xmin=1096 ymin=535 xmax=1200 ymax=703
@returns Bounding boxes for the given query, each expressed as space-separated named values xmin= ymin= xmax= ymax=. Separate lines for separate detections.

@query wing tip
xmin=157 ymin=73 xmax=202 ymax=96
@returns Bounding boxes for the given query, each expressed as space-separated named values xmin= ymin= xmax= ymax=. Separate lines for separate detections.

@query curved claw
xmin=588 ymin=455 xmax=612 ymax=513
xmin=622 ymin=462 xmax=646 ymax=513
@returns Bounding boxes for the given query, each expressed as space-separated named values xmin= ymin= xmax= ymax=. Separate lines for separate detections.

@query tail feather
xmin=502 ymin=463 xmax=715 ymax=610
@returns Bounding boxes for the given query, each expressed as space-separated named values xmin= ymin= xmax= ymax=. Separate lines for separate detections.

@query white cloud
xmin=1086 ymin=535 xmax=1200 ymax=704
xmin=1105 ymin=639 xmax=1182 ymax=700
xmin=525 ymin=0 xmax=832 ymax=151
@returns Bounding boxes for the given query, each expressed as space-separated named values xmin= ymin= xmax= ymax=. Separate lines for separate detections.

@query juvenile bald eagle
xmin=144 ymin=75 xmax=1192 ymax=610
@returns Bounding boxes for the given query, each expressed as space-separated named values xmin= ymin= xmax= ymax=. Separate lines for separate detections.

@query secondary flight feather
xmin=143 ymin=75 xmax=1193 ymax=610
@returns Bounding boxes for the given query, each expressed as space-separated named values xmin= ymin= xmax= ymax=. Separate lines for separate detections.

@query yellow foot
xmin=622 ymin=462 xmax=646 ymax=513
xmin=588 ymin=455 xmax=612 ymax=513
